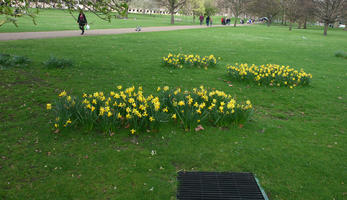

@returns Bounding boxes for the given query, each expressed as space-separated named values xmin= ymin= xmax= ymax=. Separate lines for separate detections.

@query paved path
xmin=0 ymin=25 xmax=248 ymax=41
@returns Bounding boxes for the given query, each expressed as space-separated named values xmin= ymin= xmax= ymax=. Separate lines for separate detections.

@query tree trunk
xmin=303 ymin=16 xmax=307 ymax=29
xmin=324 ymin=22 xmax=328 ymax=36
xmin=298 ymin=21 xmax=302 ymax=29
xmin=289 ymin=22 xmax=292 ymax=31
xmin=193 ymin=15 xmax=195 ymax=23
xmin=171 ymin=12 xmax=174 ymax=24
xmin=282 ymin=8 xmax=285 ymax=24
xmin=125 ymin=10 xmax=129 ymax=19
xmin=234 ymin=18 xmax=237 ymax=27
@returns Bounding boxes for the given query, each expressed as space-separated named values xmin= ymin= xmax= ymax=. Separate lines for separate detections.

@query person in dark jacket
xmin=77 ymin=11 xmax=87 ymax=35
xmin=206 ymin=16 xmax=210 ymax=26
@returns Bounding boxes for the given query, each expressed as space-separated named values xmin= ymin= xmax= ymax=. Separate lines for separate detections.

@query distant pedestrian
xmin=226 ymin=18 xmax=230 ymax=25
xmin=206 ymin=16 xmax=210 ymax=26
xmin=199 ymin=15 xmax=204 ymax=25
xmin=210 ymin=17 xmax=213 ymax=26
xmin=77 ymin=10 xmax=88 ymax=35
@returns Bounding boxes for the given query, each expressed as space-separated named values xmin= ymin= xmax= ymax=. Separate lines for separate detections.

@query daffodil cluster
xmin=227 ymin=63 xmax=312 ymax=88
xmin=162 ymin=53 xmax=219 ymax=69
xmin=47 ymin=86 xmax=164 ymax=134
xmin=47 ymin=86 xmax=253 ymax=134
xmin=158 ymin=86 xmax=253 ymax=130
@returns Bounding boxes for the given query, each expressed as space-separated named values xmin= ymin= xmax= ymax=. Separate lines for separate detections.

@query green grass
xmin=0 ymin=9 xmax=226 ymax=33
xmin=1 ymin=25 xmax=346 ymax=199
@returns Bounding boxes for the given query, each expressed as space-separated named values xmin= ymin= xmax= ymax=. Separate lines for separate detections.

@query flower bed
xmin=47 ymin=86 xmax=252 ymax=134
xmin=227 ymin=63 xmax=312 ymax=88
xmin=158 ymin=86 xmax=253 ymax=130
xmin=162 ymin=53 xmax=218 ymax=69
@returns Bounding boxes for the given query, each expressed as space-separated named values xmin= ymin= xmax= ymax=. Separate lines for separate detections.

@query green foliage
xmin=0 ymin=53 xmax=30 ymax=69
xmin=44 ymin=56 xmax=73 ymax=68
xmin=335 ymin=50 xmax=347 ymax=59
xmin=0 ymin=53 xmax=11 ymax=66
xmin=204 ymin=0 xmax=218 ymax=16
xmin=12 ymin=55 xmax=31 ymax=65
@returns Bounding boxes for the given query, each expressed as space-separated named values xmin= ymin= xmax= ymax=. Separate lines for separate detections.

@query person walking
xmin=210 ymin=17 xmax=213 ymax=27
xmin=77 ymin=10 xmax=88 ymax=35
xmin=199 ymin=15 xmax=204 ymax=25
xmin=206 ymin=16 xmax=210 ymax=26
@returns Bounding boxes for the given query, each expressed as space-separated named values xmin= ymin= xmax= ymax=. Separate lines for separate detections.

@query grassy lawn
xmin=1 ymin=25 xmax=346 ymax=199
xmin=0 ymin=9 xmax=226 ymax=33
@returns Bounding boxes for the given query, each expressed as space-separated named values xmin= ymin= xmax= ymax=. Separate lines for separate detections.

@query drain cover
xmin=177 ymin=172 xmax=266 ymax=200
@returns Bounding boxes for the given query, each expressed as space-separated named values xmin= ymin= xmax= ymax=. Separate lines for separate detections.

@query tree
xmin=282 ymin=0 xmax=300 ymax=31
xmin=217 ymin=0 xmax=247 ymax=27
xmin=314 ymin=0 xmax=345 ymax=36
xmin=279 ymin=0 xmax=315 ymax=29
xmin=182 ymin=0 xmax=205 ymax=22
xmin=247 ymin=0 xmax=281 ymax=26
xmin=0 ymin=0 xmax=128 ymax=27
xmin=156 ymin=0 xmax=187 ymax=24
xmin=204 ymin=0 xmax=218 ymax=16
xmin=297 ymin=0 xmax=315 ymax=29
xmin=279 ymin=0 xmax=287 ymax=25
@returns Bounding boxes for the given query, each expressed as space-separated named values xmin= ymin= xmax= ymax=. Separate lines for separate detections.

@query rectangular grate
xmin=177 ymin=172 xmax=266 ymax=200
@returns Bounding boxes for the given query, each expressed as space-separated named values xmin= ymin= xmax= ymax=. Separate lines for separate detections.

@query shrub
xmin=162 ymin=53 xmax=219 ymax=69
xmin=47 ymin=86 xmax=253 ymax=135
xmin=335 ymin=51 xmax=347 ymax=59
xmin=0 ymin=53 xmax=30 ymax=69
xmin=227 ymin=63 xmax=312 ymax=88
xmin=12 ymin=55 xmax=31 ymax=65
xmin=44 ymin=56 xmax=73 ymax=68
xmin=0 ymin=54 xmax=12 ymax=68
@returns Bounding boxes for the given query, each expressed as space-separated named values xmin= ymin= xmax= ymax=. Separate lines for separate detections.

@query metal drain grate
xmin=177 ymin=172 xmax=266 ymax=200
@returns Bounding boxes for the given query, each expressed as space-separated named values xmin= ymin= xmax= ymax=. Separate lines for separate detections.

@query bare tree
xmin=218 ymin=0 xmax=247 ymax=27
xmin=0 ymin=0 xmax=128 ymax=27
xmin=155 ymin=0 xmax=187 ymax=24
xmin=313 ymin=0 xmax=345 ymax=35
xmin=342 ymin=0 xmax=347 ymax=30
xmin=282 ymin=0 xmax=300 ymax=31
xmin=282 ymin=0 xmax=312 ymax=31
xmin=247 ymin=0 xmax=281 ymax=26
xmin=297 ymin=0 xmax=315 ymax=29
